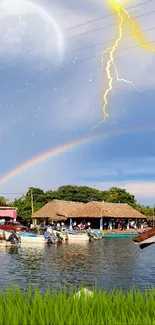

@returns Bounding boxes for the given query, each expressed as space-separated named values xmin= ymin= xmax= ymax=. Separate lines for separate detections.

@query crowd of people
xmin=103 ymin=219 xmax=146 ymax=231
xmin=72 ymin=221 xmax=91 ymax=230
xmin=29 ymin=220 xmax=66 ymax=234
xmin=29 ymin=220 xmax=92 ymax=233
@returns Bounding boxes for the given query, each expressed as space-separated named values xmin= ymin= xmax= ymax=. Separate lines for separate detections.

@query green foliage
xmin=8 ymin=185 xmax=154 ymax=223
xmin=102 ymin=187 xmax=137 ymax=207
xmin=52 ymin=185 xmax=104 ymax=203
xmin=13 ymin=188 xmax=48 ymax=222
xmin=26 ymin=187 xmax=46 ymax=203
xmin=0 ymin=197 xmax=8 ymax=207
xmin=135 ymin=204 xmax=153 ymax=216
xmin=13 ymin=197 xmax=31 ymax=222
xmin=45 ymin=190 xmax=59 ymax=202
xmin=1 ymin=286 xmax=155 ymax=325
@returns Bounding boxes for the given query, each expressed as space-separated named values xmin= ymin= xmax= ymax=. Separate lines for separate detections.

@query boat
xmin=132 ymin=228 xmax=155 ymax=249
xmin=44 ymin=231 xmax=63 ymax=244
xmin=104 ymin=232 xmax=138 ymax=238
xmin=66 ymin=233 xmax=90 ymax=241
xmin=0 ymin=240 xmax=20 ymax=248
xmin=91 ymin=230 xmax=103 ymax=239
xmin=59 ymin=230 xmax=91 ymax=242
xmin=2 ymin=230 xmax=64 ymax=245
xmin=2 ymin=231 xmax=51 ymax=245
xmin=0 ymin=231 xmax=20 ymax=247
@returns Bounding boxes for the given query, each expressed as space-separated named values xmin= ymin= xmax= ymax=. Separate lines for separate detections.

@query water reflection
xmin=0 ymin=239 xmax=155 ymax=292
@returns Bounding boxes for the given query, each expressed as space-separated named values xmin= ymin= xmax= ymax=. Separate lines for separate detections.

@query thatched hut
xmin=32 ymin=200 xmax=145 ymax=229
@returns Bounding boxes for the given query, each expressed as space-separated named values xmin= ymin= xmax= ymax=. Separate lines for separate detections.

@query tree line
xmin=0 ymin=185 xmax=153 ymax=223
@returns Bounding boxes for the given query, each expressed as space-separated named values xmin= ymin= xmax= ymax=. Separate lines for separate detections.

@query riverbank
xmin=1 ymin=285 xmax=155 ymax=325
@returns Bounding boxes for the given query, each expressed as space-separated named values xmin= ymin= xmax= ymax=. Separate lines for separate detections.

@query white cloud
xmin=78 ymin=157 xmax=155 ymax=203
xmin=1 ymin=0 xmax=154 ymax=131
xmin=1 ymin=148 xmax=155 ymax=205
xmin=54 ymin=0 xmax=155 ymax=130
xmin=122 ymin=182 xmax=155 ymax=198
xmin=1 ymin=0 xmax=155 ymax=200
xmin=79 ymin=180 xmax=155 ymax=204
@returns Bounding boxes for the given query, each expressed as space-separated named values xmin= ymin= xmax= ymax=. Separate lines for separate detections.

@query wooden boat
xmin=132 ymin=228 xmax=155 ymax=249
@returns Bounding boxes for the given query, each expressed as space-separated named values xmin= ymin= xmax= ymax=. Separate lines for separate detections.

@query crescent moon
xmin=0 ymin=0 xmax=64 ymax=60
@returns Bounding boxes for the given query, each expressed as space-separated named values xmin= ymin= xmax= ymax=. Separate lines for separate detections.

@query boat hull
xmin=60 ymin=232 xmax=90 ymax=241
xmin=0 ymin=240 xmax=20 ymax=248
xmin=134 ymin=235 xmax=155 ymax=245
xmin=104 ymin=233 xmax=138 ymax=238
xmin=67 ymin=235 xmax=90 ymax=241
xmin=1 ymin=231 xmax=48 ymax=245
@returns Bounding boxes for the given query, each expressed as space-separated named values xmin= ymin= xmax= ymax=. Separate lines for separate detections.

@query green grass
xmin=1 ymin=285 xmax=155 ymax=324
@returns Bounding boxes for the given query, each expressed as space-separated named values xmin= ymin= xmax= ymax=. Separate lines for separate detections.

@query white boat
xmin=20 ymin=232 xmax=49 ymax=244
xmin=60 ymin=231 xmax=90 ymax=242
xmin=2 ymin=231 xmax=49 ymax=245
xmin=67 ymin=233 xmax=90 ymax=241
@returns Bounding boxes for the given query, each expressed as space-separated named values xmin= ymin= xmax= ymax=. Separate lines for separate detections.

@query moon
xmin=0 ymin=0 xmax=64 ymax=60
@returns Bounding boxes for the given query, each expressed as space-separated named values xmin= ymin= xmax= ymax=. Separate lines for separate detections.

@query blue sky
xmin=0 ymin=0 xmax=155 ymax=205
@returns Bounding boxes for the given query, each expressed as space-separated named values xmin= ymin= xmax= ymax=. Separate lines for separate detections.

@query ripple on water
xmin=0 ymin=239 xmax=155 ymax=292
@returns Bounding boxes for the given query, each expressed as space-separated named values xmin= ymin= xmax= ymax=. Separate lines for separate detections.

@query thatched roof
xmin=71 ymin=201 xmax=146 ymax=219
xmin=32 ymin=200 xmax=145 ymax=220
xmin=32 ymin=200 xmax=84 ymax=220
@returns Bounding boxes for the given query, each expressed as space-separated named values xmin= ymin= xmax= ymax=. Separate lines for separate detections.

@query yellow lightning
xmin=98 ymin=0 xmax=155 ymax=125
xmin=112 ymin=61 xmax=140 ymax=91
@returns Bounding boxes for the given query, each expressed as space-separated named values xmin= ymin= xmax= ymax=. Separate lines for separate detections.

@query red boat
xmin=0 ymin=221 xmax=28 ymax=232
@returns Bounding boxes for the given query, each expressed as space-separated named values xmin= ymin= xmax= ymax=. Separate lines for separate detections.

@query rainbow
xmin=0 ymin=125 xmax=155 ymax=186
xmin=0 ymin=132 xmax=101 ymax=186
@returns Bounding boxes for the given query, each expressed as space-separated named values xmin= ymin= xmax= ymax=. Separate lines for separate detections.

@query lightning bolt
xmin=97 ymin=0 xmax=155 ymax=126
xmin=112 ymin=61 xmax=140 ymax=91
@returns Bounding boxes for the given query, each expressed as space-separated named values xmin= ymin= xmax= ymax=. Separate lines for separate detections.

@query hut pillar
xmin=100 ymin=217 xmax=103 ymax=230
xmin=127 ymin=219 xmax=129 ymax=230
xmin=69 ymin=218 xmax=72 ymax=230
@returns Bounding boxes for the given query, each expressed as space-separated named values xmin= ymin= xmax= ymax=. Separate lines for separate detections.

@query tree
xmin=9 ymin=185 xmax=154 ymax=223
xmin=12 ymin=188 xmax=48 ymax=223
xmin=45 ymin=190 xmax=60 ymax=202
xmin=0 ymin=197 xmax=8 ymax=206
xmin=26 ymin=187 xmax=48 ymax=211
xmin=102 ymin=187 xmax=137 ymax=207
xmin=50 ymin=185 xmax=104 ymax=203
xmin=135 ymin=204 xmax=153 ymax=216
xmin=13 ymin=197 xmax=31 ymax=223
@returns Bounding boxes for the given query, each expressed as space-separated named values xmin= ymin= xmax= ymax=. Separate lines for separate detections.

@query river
xmin=0 ymin=238 xmax=154 ymax=292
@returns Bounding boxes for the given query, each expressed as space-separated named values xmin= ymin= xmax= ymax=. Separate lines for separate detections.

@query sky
xmin=0 ymin=0 xmax=155 ymax=205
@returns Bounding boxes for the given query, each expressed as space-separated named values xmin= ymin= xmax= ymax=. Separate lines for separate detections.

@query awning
xmin=0 ymin=209 xmax=17 ymax=218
